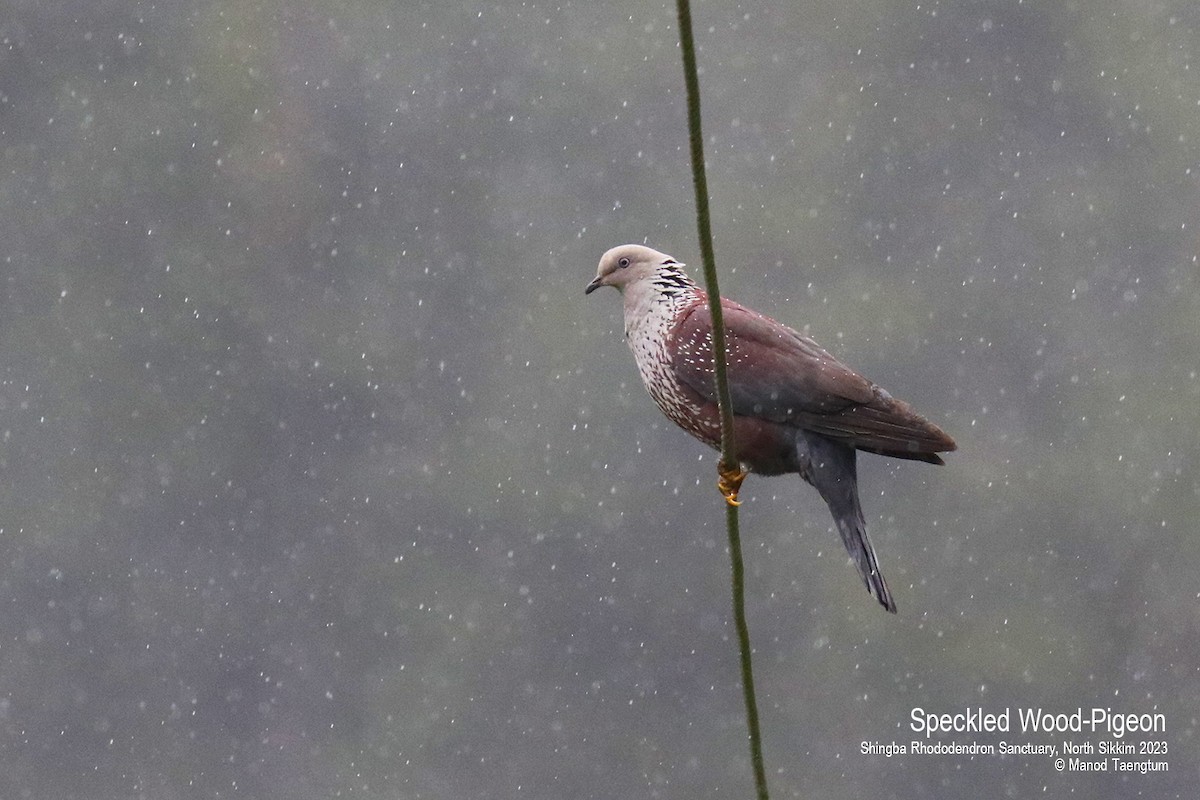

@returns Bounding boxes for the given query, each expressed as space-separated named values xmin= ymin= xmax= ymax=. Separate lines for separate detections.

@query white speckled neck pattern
xmin=620 ymin=264 xmax=719 ymax=442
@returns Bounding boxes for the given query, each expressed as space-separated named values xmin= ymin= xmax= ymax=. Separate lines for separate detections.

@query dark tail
xmin=802 ymin=434 xmax=897 ymax=613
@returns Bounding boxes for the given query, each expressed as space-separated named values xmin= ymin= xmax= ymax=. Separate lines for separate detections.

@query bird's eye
xmin=618 ymin=257 xmax=630 ymax=268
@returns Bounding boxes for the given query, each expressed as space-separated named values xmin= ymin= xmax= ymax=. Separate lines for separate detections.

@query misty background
xmin=1 ymin=1 xmax=1197 ymax=797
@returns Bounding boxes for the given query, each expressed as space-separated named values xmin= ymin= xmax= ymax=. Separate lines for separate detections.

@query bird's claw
xmin=717 ymin=461 xmax=748 ymax=507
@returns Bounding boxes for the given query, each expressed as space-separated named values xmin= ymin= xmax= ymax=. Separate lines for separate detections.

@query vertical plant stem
xmin=675 ymin=2 xmax=769 ymax=798
xmin=674 ymin=0 xmax=736 ymax=460
xmin=726 ymin=501 xmax=768 ymax=800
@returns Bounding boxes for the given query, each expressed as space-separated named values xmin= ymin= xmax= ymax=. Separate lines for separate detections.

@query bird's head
xmin=585 ymin=244 xmax=682 ymax=295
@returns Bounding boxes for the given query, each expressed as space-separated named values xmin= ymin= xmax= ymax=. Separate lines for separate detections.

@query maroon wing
xmin=669 ymin=300 xmax=956 ymax=463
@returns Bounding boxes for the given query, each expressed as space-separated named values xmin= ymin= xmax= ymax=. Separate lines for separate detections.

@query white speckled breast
xmin=621 ymin=267 xmax=720 ymax=444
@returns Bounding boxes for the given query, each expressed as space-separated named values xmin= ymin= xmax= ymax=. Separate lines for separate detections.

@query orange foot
xmin=717 ymin=460 xmax=748 ymax=507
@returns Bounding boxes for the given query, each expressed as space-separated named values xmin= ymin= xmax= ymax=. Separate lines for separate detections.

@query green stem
xmin=727 ymin=501 xmax=768 ymax=800
xmin=674 ymin=0 xmax=736 ymax=463
xmin=675 ymin=2 xmax=769 ymax=798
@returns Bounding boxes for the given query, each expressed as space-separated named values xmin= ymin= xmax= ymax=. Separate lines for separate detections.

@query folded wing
xmin=670 ymin=301 xmax=956 ymax=463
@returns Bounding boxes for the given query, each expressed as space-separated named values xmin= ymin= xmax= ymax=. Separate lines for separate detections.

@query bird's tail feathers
xmin=801 ymin=434 xmax=898 ymax=613
xmin=831 ymin=508 xmax=897 ymax=613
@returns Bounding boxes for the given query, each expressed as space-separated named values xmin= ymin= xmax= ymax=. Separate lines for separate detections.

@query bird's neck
xmin=622 ymin=265 xmax=703 ymax=338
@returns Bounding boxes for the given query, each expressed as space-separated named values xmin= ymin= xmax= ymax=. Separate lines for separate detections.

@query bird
xmin=585 ymin=244 xmax=956 ymax=613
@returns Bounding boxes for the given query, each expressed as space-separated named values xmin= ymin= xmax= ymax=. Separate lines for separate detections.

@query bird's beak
xmin=584 ymin=275 xmax=604 ymax=295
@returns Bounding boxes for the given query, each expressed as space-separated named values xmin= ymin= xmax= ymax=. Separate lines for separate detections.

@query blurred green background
xmin=1 ymin=1 xmax=1197 ymax=797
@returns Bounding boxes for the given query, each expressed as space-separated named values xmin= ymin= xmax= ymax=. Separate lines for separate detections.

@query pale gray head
xmin=584 ymin=244 xmax=684 ymax=295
